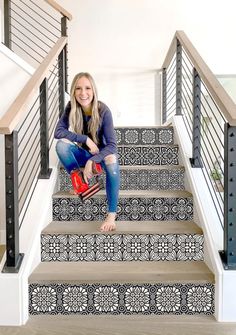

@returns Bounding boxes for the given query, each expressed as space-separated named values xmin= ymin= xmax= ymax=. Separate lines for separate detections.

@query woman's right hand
xmin=86 ymin=137 xmax=99 ymax=155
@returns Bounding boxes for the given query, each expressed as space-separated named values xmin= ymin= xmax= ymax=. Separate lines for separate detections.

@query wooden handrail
xmin=44 ymin=0 xmax=72 ymax=21
xmin=0 ymin=37 xmax=67 ymax=134
xmin=162 ymin=30 xmax=236 ymax=125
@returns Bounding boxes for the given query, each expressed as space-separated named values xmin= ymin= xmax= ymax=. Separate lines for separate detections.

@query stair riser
xmin=41 ymin=233 xmax=204 ymax=262
xmin=115 ymin=127 xmax=174 ymax=145
xmin=59 ymin=168 xmax=185 ymax=192
xmin=117 ymin=146 xmax=179 ymax=166
xmin=29 ymin=282 xmax=214 ymax=315
xmin=53 ymin=197 xmax=193 ymax=222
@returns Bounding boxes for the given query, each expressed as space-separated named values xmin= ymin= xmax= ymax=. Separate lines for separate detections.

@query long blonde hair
xmin=69 ymin=72 xmax=100 ymax=144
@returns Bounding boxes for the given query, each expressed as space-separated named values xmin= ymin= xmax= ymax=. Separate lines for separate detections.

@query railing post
xmin=39 ymin=78 xmax=52 ymax=179
xmin=4 ymin=0 xmax=11 ymax=48
xmin=176 ymin=39 xmax=182 ymax=115
xmin=220 ymin=123 xmax=236 ymax=269
xmin=2 ymin=132 xmax=24 ymax=273
xmin=61 ymin=16 xmax=68 ymax=93
xmin=58 ymin=16 xmax=68 ymax=117
xmin=190 ymin=68 xmax=203 ymax=168
xmin=162 ymin=68 xmax=167 ymax=124
xmin=58 ymin=50 xmax=66 ymax=117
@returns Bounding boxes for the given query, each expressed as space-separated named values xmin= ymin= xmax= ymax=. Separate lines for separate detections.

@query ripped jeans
xmin=55 ymin=140 xmax=120 ymax=213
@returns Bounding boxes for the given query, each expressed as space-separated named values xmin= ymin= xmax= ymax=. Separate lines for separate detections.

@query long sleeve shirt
xmin=54 ymin=101 xmax=117 ymax=163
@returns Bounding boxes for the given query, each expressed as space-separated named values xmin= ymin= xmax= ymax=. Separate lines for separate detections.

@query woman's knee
xmin=104 ymin=154 xmax=119 ymax=176
xmin=56 ymin=139 xmax=74 ymax=155
xmin=104 ymin=154 xmax=117 ymax=165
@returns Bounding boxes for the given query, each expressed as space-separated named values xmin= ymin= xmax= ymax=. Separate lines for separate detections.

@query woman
xmin=54 ymin=72 xmax=120 ymax=232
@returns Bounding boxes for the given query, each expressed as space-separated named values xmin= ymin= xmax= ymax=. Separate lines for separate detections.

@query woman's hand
xmin=86 ymin=137 xmax=99 ymax=155
xmin=83 ymin=160 xmax=93 ymax=184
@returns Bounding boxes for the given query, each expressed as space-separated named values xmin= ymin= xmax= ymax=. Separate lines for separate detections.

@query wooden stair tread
xmin=29 ymin=261 xmax=214 ymax=284
xmin=60 ymin=165 xmax=185 ymax=171
xmin=0 ymin=245 xmax=5 ymax=263
xmin=53 ymin=189 xmax=192 ymax=198
xmin=42 ymin=220 xmax=202 ymax=235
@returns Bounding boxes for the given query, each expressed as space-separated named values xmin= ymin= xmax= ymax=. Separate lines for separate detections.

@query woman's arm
xmin=89 ymin=106 xmax=117 ymax=163
xmin=54 ymin=102 xmax=88 ymax=144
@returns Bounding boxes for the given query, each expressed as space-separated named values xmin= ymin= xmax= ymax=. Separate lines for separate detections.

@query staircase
xmin=29 ymin=126 xmax=214 ymax=316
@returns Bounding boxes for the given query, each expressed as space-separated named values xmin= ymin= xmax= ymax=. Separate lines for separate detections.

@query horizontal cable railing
xmin=161 ymin=31 xmax=236 ymax=270
xmin=1 ymin=0 xmax=72 ymax=272
xmin=7 ymin=0 xmax=60 ymax=67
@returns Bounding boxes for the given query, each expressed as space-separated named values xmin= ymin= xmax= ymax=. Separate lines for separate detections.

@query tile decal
xmin=32 ymin=126 xmax=214 ymax=317
xmin=117 ymin=146 xmax=179 ymax=166
xmin=41 ymin=233 xmax=204 ymax=262
xmin=53 ymin=197 xmax=193 ymax=222
xmin=115 ymin=128 xmax=174 ymax=145
xmin=59 ymin=168 xmax=185 ymax=191
xmin=29 ymin=283 xmax=214 ymax=315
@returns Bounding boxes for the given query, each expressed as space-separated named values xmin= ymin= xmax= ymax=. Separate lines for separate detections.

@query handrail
xmin=0 ymin=37 xmax=67 ymax=134
xmin=44 ymin=0 xmax=72 ymax=21
xmin=161 ymin=30 xmax=236 ymax=269
xmin=162 ymin=30 xmax=236 ymax=125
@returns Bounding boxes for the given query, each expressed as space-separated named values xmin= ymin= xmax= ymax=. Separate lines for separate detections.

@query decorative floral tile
xmin=114 ymin=128 xmax=174 ymax=145
xmin=59 ymin=168 xmax=185 ymax=192
xmin=41 ymin=233 xmax=203 ymax=262
xmin=29 ymin=283 xmax=214 ymax=315
xmin=53 ymin=197 xmax=193 ymax=222
xmin=117 ymin=146 xmax=179 ymax=166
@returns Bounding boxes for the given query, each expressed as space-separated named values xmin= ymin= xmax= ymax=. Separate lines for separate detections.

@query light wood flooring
xmin=0 ymin=245 xmax=5 ymax=263
xmin=1 ymin=315 xmax=236 ymax=335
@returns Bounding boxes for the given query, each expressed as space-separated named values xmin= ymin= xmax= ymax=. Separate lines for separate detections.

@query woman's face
xmin=75 ymin=76 xmax=94 ymax=111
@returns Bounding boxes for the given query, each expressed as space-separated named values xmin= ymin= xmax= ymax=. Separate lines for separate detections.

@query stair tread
xmin=0 ymin=245 xmax=5 ymax=263
xmin=29 ymin=261 xmax=214 ymax=284
xmin=42 ymin=220 xmax=202 ymax=235
xmin=53 ymin=189 xmax=192 ymax=198
xmin=117 ymin=144 xmax=178 ymax=147
xmin=60 ymin=165 xmax=185 ymax=171
xmin=115 ymin=126 xmax=173 ymax=129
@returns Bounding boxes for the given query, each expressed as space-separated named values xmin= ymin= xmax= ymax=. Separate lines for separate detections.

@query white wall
xmin=57 ymin=0 xmax=236 ymax=74
xmin=55 ymin=0 xmax=236 ymax=125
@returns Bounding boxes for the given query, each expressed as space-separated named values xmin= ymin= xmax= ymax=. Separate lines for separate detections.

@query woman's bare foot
xmin=69 ymin=189 xmax=77 ymax=195
xmin=100 ymin=213 xmax=116 ymax=232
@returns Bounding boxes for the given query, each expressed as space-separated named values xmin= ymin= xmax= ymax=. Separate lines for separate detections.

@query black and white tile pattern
xmin=53 ymin=197 xmax=193 ymax=222
xmin=29 ymin=283 xmax=214 ymax=315
xmin=117 ymin=146 xmax=179 ymax=166
xmin=30 ymin=126 xmax=215 ymax=317
xmin=41 ymin=233 xmax=204 ymax=262
xmin=115 ymin=127 xmax=174 ymax=145
xmin=59 ymin=168 xmax=185 ymax=192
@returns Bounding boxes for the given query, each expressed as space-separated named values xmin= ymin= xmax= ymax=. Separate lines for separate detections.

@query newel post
xmin=220 ymin=123 xmax=236 ymax=269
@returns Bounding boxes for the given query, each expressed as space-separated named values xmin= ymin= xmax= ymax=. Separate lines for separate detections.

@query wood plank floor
xmin=0 ymin=315 xmax=236 ymax=335
xmin=0 ymin=245 xmax=5 ymax=263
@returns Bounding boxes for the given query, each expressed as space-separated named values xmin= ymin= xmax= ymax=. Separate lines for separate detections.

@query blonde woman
xmin=55 ymin=72 xmax=120 ymax=232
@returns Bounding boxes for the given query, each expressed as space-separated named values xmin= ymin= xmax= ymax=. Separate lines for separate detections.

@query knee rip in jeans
xmin=104 ymin=154 xmax=117 ymax=165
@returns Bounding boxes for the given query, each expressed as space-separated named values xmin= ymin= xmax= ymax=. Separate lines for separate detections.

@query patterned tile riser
xmin=29 ymin=283 xmax=214 ymax=315
xmin=117 ymin=146 xmax=179 ymax=166
xmin=115 ymin=128 xmax=174 ymax=145
xmin=53 ymin=197 xmax=193 ymax=222
xmin=59 ymin=168 xmax=185 ymax=192
xmin=41 ymin=233 xmax=204 ymax=262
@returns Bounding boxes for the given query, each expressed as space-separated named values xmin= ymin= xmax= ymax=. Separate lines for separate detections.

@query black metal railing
xmin=4 ymin=0 xmax=59 ymax=65
xmin=1 ymin=0 xmax=71 ymax=272
xmin=162 ymin=32 xmax=236 ymax=270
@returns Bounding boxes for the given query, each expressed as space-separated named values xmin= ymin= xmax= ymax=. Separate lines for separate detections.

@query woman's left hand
xmin=83 ymin=160 xmax=93 ymax=184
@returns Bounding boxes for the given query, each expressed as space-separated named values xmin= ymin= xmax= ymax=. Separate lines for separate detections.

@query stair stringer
xmin=0 ymin=142 xmax=59 ymax=326
xmin=171 ymin=115 xmax=236 ymax=322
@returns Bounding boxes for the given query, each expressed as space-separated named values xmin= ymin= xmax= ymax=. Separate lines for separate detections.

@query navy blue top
xmin=54 ymin=101 xmax=117 ymax=163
